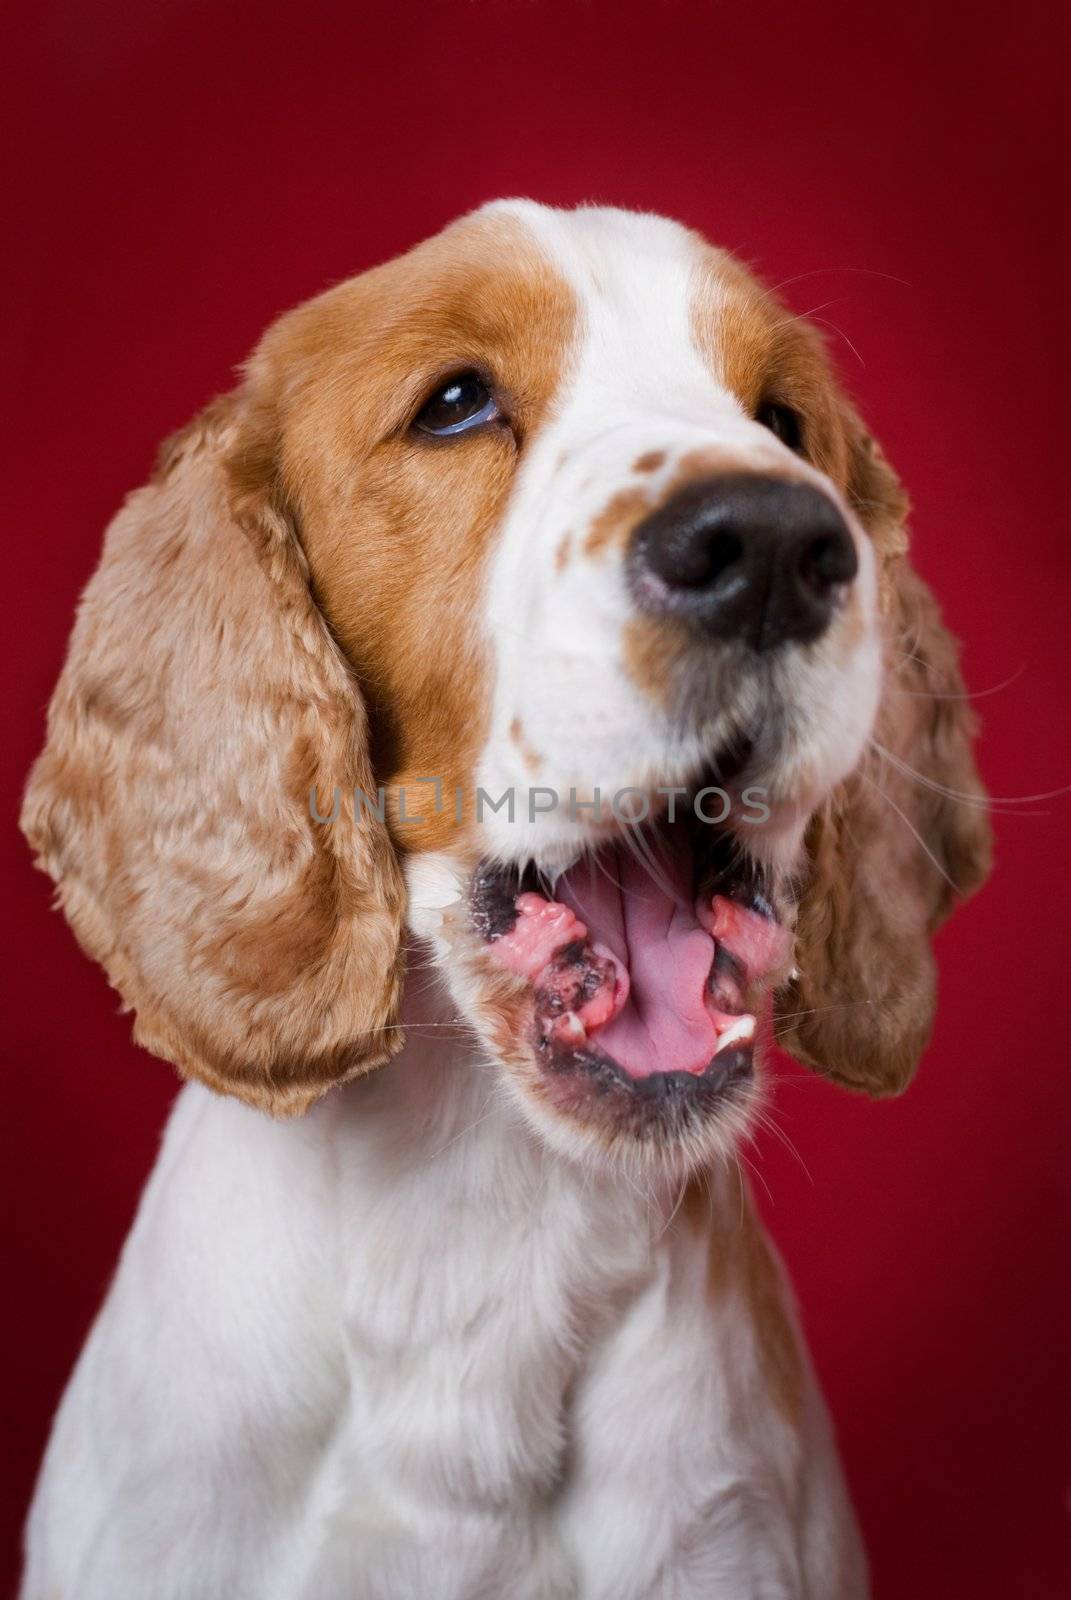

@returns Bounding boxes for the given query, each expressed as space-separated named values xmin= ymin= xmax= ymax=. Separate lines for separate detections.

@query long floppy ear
xmin=775 ymin=415 xmax=992 ymax=1095
xmin=21 ymin=397 xmax=406 ymax=1115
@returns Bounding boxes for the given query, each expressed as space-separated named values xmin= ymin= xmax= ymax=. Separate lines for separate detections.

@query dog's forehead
xmin=481 ymin=198 xmax=706 ymax=290
xmin=474 ymin=199 xmax=748 ymax=407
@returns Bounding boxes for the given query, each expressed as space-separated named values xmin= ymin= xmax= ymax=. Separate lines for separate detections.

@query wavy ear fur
xmin=21 ymin=397 xmax=406 ymax=1115
xmin=776 ymin=415 xmax=992 ymax=1095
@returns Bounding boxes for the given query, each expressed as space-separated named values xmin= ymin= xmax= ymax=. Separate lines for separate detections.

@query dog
xmin=19 ymin=201 xmax=990 ymax=1599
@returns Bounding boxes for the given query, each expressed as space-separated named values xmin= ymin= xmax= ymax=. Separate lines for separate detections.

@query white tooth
xmin=558 ymin=1011 xmax=588 ymax=1044
xmin=715 ymin=1015 xmax=756 ymax=1054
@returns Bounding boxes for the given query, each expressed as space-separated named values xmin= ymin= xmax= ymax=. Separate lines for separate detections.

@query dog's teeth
xmin=715 ymin=1014 xmax=756 ymax=1054
xmin=558 ymin=1011 xmax=587 ymax=1044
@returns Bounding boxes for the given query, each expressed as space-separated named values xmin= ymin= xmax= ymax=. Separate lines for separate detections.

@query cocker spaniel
xmin=20 ymin=201 xmax=990 ymax=1600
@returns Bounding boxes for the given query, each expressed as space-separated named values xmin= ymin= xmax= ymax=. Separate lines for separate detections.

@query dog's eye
xmin=413 ymin=373 xmax=499 ymax=436
xmin=755 ymin=400 xmax=804 ymax=454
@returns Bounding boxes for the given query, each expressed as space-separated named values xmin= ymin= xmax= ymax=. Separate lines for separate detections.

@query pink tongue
xmin=556 ymin=843 xmax=718 ymax=1078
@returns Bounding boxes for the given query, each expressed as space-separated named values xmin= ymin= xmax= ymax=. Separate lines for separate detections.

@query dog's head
xmin=23 ymin=202 xmax=990 ymax=1173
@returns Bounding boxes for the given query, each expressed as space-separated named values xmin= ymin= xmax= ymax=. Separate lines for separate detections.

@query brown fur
xmin=691 ymin=249 xmax=853 ymax=486
xmin=583 ymin=485 xmax=651 ymax=557
xmin=759 ymin=352 xmax=990 ymax=1094
xmin=732 ymin=1189 xmax=804 ymax=1426
xmin=621 ymin=615 xmax=695 ymax=710
xmin=20 ymin=210 xmax=577 ymax=1112
xmin=245 ymin=212 xmax=577 ymax=850
xmin=686 ymin=1171 xmax=804 ymax=1426
xmin=776 ymin=559 xmax=991 ymax=1094
xmin=689 ymin=251 xmax=991 ymax=1093
xmin=21 ymin=401 xmax=406 ymax=1115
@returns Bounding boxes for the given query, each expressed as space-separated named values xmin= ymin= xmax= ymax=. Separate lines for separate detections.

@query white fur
xmin=21 ymin=960 xmax=866 ymax=1599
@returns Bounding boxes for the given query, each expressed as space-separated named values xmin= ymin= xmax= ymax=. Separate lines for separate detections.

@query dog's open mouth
xmin=471 ymin=819 xmax=792 ymax=1106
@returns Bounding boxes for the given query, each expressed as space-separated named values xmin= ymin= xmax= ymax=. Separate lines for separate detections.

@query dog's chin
xmin=494 ymin=1029 xmax=766 ymax=1181
xmin=466 ymin=804 xmax=795 ymax=1176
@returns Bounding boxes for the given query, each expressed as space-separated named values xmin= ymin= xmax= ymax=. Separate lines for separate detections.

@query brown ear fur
xmin=775 ymin=415 xmax=992 ymax=1095
xmin=21 ymin=398 xmax=406 ymax=1115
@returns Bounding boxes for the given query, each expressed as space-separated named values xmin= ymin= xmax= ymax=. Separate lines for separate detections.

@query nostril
xmin=669 ymin=528 xmax=744 ymax=590
xmin=798 ymin=528 xmax=857 ymax=594
xmin=705 ymin=530 xmax=745 ymax=589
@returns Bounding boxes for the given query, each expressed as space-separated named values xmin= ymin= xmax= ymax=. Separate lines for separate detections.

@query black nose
xmin=628 ymin=475 xmax=858 ymax=650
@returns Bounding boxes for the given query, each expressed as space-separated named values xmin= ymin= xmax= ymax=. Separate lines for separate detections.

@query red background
xmin=4 ymin=3 xmax=1069 ymax=1594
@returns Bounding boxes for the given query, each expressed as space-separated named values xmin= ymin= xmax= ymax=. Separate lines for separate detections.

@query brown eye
xmin=413 ymin=372 xmax=499 ymax=436
xmin=756 ymin=400 xmax=804 ymax=454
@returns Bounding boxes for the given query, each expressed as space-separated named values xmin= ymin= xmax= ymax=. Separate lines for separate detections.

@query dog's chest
xmin=289 ymin=1065 xmax=809 ymax=1598
xmin=333 ymin=1090 xmax=663 ymax=1510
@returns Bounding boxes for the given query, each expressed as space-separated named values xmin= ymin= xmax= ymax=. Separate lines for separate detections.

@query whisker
xmin=891 ymin=592 xmax=927 ymax=667
xmin=731 ymin=1157 xmax=745 ymax=1228
xmin=783 ymin=295 xmax=847 ymax=322
xmin=620 ymin=820 xmax=678 ymax=902
xmin=870 ymin=739 xmax=1071 ymax=809
xmin=752 ymin=1107 xmax=814 ymax=1186
xmin=428 ymin=1098 xmax=500 ymax=1160
xmin=808 ymin=314 xmax=865 ymax=369
xmin=773 ymin=997 xmax=877 ymax=1025
xmin=357 ymin=1020 xmax=471 ymax=1036
xmin=887 ymin=663 xmax=1027 ymax=702
xmin=656 ymin=1175 xmax=691 ymax=1244
xmin=768 ymin=266 xmax=913 ymax=294
xmin=617 ymin=1162 xmax=654 ymax=1214
xmin=736 ymin=1145 xmax=775 ymax=1210
xmin=859 ymin=771 xmax=961 ymax=894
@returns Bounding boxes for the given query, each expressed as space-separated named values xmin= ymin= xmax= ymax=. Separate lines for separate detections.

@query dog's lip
xmin=519 ymin=1031 xmax=759 ymax=1150
xmin=540 ymin=1037 xmax=755 ymax=1103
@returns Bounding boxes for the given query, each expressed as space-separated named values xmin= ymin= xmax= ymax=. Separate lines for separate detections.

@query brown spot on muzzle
xmin=585 ymin=453 xmax=738 ymax=565
xmin=670 ymin=446 xmax=786 ymax=491
xmin=584 ymin=485 xmax=650 ymax=557
xmin=622 ymin=614 xmax=695 ymax=711
xmin=508 ymin=714 xmax=544 ymax=774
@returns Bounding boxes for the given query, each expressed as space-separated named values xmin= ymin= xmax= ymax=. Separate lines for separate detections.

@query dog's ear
xmin=21 ymin=396 xmax=406 ymax=1115
xmin=775 ymin=414 xmax=992 ymax=1095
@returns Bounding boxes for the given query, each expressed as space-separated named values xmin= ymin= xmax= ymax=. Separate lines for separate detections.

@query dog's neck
xmin=340 ymin=949 xmax=738 ymax=1279
xmin=299 ymin=951 xmax=806 ymax=1544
